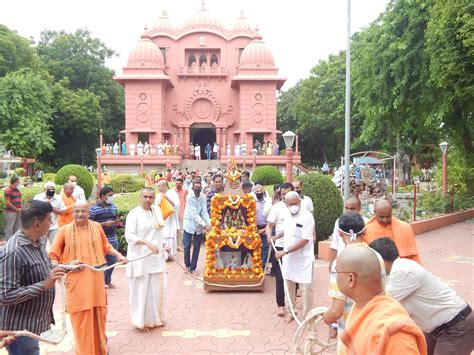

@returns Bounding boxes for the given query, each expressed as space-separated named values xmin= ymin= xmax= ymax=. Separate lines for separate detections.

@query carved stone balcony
xmin=177 ymin=66 xmax=228 ymax=79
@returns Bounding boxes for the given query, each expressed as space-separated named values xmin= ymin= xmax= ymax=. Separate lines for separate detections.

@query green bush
xmin=251 ymin=166 xmax=284 ymax=186
xmin=114 ymin=191 xmax=142 ymax=254
xmin=109 ymin=174 xmax=144 ymax=193
xmin=55 ymin=164 xmax=93 ymax=199
xmin=14 ymin=168 xmax=25 ymax=176
xmin=297 ymin=173 xmax=343 ymax=242
xmin=43 ymin=173 xmax=56 ymax=182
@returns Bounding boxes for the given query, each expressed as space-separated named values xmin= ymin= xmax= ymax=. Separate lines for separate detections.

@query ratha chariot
xmin=204 ymin=160 xmax=264 ymax=291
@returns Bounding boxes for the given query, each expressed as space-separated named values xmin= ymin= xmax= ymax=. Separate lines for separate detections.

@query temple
xmin=105 ymin=3 xmax=301 ymax=172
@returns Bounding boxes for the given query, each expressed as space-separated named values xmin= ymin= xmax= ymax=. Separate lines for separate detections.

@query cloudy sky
xmin=2 ymin=0 xmax=389 ymax=90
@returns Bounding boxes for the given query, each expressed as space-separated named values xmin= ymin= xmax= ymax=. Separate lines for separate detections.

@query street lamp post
xmin=252 ymin=148 xmax=258 ymax=171
xmin=439 ymin=141 xmax=449 ymax=195
xmin=95 ymin=129 xmax=104 ymax=200
xmin=282 ymin=130 xmax=296 ymax=183
xmin=118 ymin=133 xmax=122 ymax=155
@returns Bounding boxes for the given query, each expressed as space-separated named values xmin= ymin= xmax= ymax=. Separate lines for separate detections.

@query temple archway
xmin=190 ymin=123 xmax=216 ymax=159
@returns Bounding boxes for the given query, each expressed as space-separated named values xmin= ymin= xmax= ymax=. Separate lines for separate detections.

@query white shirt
xmin=156 ymin=189 xmax=180 ymax=232
xmin=300 ymin=194 xmax=314 ymax=213
xmin=33 ymin=192 xmax=66 ymax=230
xmin=282 ymin=208 xmax=315 ymax=284
xmin=125 ymin=206 xmax=166 ymax=278
xmin=387 ymin=257 xmax=467 ymax=332
xmin=266 ymin=201 xmax=287 ymax=248
xmin=330 ymin=216 xmax=369 ymax=256
xmin=72 ymin=184 xmax=86 ymax=202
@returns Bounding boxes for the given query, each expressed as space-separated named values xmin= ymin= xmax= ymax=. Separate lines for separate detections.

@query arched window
xmin=199 ymin=54 xmax=207 ymax=67
xmin=188 ymin=53 xmax=196 ymax=67
xmin=210 ymin=53 xmax=218 ymax=66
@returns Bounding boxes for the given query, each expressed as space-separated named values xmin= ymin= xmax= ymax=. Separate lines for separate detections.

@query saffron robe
xmin=363 ymin=216 xmax=421 ymax=263
xmin=57 ymin=193 xmax=75 ymax=227
xmin=339 ymin=294 xmax=427 ymax=355
xmin=49 ymin=221 xmax=113 ymax=355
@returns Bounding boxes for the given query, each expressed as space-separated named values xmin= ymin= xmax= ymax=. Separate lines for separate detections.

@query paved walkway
xmin=2 ymin=220 xmax=473 ymax=354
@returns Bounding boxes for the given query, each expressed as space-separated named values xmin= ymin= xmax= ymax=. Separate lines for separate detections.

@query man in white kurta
xmin=156 ymin=180 xmax=180 ymax=260
xmin=275 ymin=191 xmax=315 ymax=323
xmin=125 ymin=187 xmax=167 ymax=330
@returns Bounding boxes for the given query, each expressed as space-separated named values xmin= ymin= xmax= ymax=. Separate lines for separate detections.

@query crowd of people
xmin=1 ymin=166 xmax=472 ymax=355
xmin=98 ymin=138 xmax=283 ymax=159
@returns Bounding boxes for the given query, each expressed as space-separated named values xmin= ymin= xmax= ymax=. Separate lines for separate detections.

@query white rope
xmin=58 ymin=251 xmax=155 ymax=272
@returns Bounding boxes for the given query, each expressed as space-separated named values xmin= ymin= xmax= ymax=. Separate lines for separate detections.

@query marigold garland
xmin=204 ymin=193 xmax=264 ymax=280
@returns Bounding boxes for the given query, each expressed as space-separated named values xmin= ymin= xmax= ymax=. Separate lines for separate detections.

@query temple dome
xmin=182 ymin=8 xmax=224 ymax=33
xmin=239 ymin=35 xmax=275 ymax=69
xmin=127 ymin=38 xmax=164 ymax=68
xmin=232 ymin=12 xmax=255 ymax=35
xmin=153 ymin=11 xmax=176 ymax=34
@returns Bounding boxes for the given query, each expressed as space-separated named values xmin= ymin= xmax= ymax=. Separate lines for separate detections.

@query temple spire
xmin=201 ymin=0 xmax=206 ymax=10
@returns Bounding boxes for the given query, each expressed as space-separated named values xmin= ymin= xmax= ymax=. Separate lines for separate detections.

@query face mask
xmin=193 ymin=188 xmax=202 ymax=195
xmin=46 ymin=189 xmax=55 ymax=198
xmin=288 ymin=205 xmax=300 ymax=215
xmin=106 ymin=196 xmax=114 ymax=204
xmin=71 ymin=181 xmax=77 ymax=186
xmin=185 ymin=179 xmax=191 ymax=184
xmin=255 ymin=192 xmax=264 ymax=200
xmin=295 ymin=190 xmax=302 ymax=196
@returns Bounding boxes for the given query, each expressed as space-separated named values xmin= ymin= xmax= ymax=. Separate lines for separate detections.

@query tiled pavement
xmin=3 ymin=220 xmax=473 ymax=354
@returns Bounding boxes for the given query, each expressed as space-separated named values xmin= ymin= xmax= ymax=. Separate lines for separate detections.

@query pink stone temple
xmin=104 ymin=3 xmax=300 ymax=172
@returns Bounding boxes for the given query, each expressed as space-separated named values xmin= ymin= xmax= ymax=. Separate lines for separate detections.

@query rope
xmin=0 ymin=251 xmax=158 ymax=346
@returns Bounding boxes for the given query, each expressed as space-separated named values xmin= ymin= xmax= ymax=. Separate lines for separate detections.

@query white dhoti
xmin=129 ymin=272 xmax=167 ymax=329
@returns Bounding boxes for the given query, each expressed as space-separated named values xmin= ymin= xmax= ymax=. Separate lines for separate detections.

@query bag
xmin=160 ymin=195 xmax=174 ymax=220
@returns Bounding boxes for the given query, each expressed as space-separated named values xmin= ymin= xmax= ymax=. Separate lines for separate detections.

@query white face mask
xmin=71 ymin=181 xmax=77 ymax=186
xmin=106 ymin=196 xmax=114 ymax=204
xmin=288 ymin=205 xmax=300 ymax=215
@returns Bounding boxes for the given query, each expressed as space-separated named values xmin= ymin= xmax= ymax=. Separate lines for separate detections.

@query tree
xmin=39 ymin=79 xmax=103 ymax=166
xmin=36 ymin=29 xmax=124 ymax=143
xmin=0 ymin=25 xmax=39 ymax=77
xmin=352 ymin=0 xmax=437 ymax=161
xmin=0 ymin=69 xmax=54 ymax=157
xmin=426 ymin=0 xmax=474 ymax=168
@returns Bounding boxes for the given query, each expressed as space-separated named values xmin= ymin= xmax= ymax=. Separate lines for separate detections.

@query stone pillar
xmin=221 ymin=128 xmax=227 ymax=158
xmin=184 ymin=127 xmax=190 ymax=158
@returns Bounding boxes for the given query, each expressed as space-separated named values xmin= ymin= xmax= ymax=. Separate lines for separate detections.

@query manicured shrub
xmin=109 ymin=174 xmax=144 ymax=193
xmin=297 ymin=173 xmax=343 ymax=242
xmin=251 ymin=166 xmax=284 ymax=186
xmin=55 ymin=164 xmax=94 ymax=199
xmin=14 ymin=168 xmax=25 ymax=176
xmin=43 ymin=173 xmax=56 ymax=182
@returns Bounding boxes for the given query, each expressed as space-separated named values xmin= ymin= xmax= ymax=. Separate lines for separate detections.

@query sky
xmin=1 ymin=0 xmax=390 ymax=90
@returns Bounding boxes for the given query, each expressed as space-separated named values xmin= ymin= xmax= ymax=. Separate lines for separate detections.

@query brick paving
xmin=1 ymin=220 xmax=472 ymax=354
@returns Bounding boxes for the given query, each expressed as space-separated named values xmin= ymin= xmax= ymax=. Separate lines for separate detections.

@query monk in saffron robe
xmin=49 ymin=201 xmax=127 ymax=355
xmin=363 ymin=199 xmax=421 ymax=263
xmin=336 ymin=245 xmax=427 ymax=354
xmin=58 ymin=183 xmax=76 ymax=227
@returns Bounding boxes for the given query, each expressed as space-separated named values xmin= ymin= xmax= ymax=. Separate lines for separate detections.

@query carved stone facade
xmin=114 ymin=4 xmax=286 ymax=157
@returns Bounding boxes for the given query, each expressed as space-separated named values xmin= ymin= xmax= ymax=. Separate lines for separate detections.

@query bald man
xmin=363 ymin=199 xmax=421 ymax=263
xmin=329 ymin=197 xmax=367 ymax=270
xmin=49 ymin=201 xmax=127 ymax=355
xmin=336 ymin=245 xmax=427 ymax=354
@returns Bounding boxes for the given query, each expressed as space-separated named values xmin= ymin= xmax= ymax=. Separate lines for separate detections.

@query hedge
xmin=109 ymin=174 xmax=144 ymax=193
xmin=297 ymin=173 xmax=343 ymax=242
xmin=55 ymin=165 xmax=93 ymax=199
xmin=251 ymin=166 xmax=284 ymax=186
xmin=43 ymin=173 xmax=56 ymax=182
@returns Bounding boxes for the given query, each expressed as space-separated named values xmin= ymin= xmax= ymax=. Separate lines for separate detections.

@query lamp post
xmin=439 ymin=141 xmax=449 ymax=195
xmin=252 ymin=148 xmax=258 ymax=171
xmin=282 ymin=130 xmax=296 ymax=183
xmin=95 ymin=129 xmax=104 ymax=200
xmin=118 ymin=133 xmax=122 ymax=155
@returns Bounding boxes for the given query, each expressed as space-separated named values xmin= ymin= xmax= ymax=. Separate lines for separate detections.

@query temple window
xmin=210 ymin=53 xmax=218 ymax=66
xmin=188 ymin=53 xmax=196 ymax=67
xmin=199 ymin=54 xmax=208 ymax=67
xmin=239 ymin=48 xmax=245 ymax=62
xmin=160 ymin=47 xmax=167 ymax=64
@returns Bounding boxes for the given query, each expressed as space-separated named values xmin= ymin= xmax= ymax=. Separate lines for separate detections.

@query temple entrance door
xmin=190 ymin=123 xmax=216 ymax=159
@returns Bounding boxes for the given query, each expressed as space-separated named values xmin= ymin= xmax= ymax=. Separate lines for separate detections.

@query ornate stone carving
xmin=220 ymin=105 xmax=234 ymax=126
xmin=184 ymin=82 xmax=220 ymax=121
xmin=252 ymin=103 xmax=265 ymax=123
xmin=172 ymin=104 xmax=185 ymax=125
xmin=139 ymin=92 xmax=147 ymax=101
xmin=254 ymin=92 xmax=263 ymax=101
xmin=137 ymin=102 xmax=150 ymax=124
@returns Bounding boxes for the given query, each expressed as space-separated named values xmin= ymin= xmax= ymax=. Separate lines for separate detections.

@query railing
xmin=177 ymin=66 xmax=228 ymax=77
